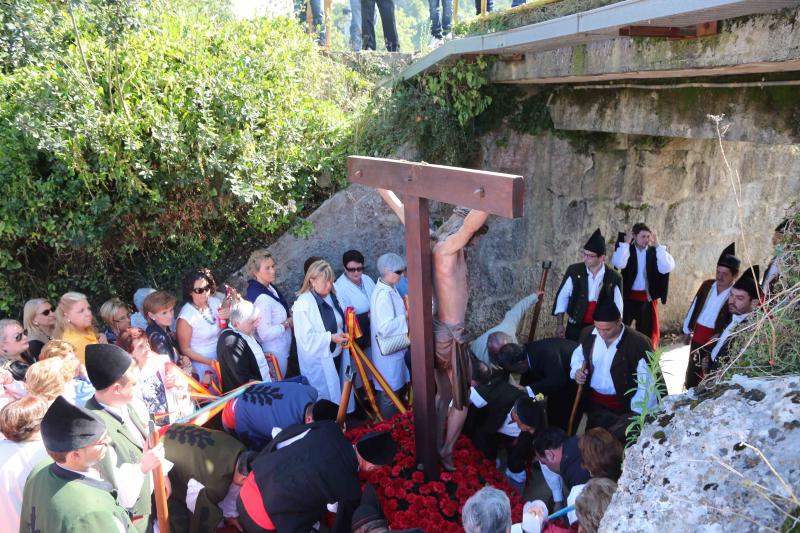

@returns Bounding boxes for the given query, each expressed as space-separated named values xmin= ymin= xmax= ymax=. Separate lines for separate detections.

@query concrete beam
xmin=491 ymin=7 xmax=800 ymax=83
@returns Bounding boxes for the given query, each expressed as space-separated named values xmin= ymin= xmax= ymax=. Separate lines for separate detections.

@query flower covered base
xmin=346 ymin=411 xmax=524 ymax=532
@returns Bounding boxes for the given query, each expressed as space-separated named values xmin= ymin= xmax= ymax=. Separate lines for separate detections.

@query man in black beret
xmin=552 ymin=229 xmax=623 ymax=341
xmin=709 ymin=265 xmax=761 ymax=371
xmin=20 ymin=396 xmax=136 ymax=532
xmin=569 ymin=293 xmax=663 ymax=442
xmin=83 ymin=343 xmax=169 ymax=531
xmin=763 ymin=220 xmax=790 ymax=297
xmin=682 ymin=242 xmax=741 ymax=389
xmin=236 ymin=420 xmax=396 ymax=533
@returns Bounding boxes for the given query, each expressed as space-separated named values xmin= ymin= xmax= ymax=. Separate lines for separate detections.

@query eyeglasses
xmin=345 ymin=266 xmax=365 ymax=273
xmin=113 ymin=313 xmax=131 ymax=323
xmin=40 ymin=308 xmax=52 ymax=316
xmin=394 ymin=269 xmax=406 ymax=275
xmin=192 ymin=286 xmax=211 ymax=294
xmin=582 ymin=252 xmax=599 ymax=259
xmin=14 ymin=329 xmax=28 ymax=342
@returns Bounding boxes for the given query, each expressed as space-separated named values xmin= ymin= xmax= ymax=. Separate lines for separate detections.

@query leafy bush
xmin=0 ymin=0 xmax=371 ymax=313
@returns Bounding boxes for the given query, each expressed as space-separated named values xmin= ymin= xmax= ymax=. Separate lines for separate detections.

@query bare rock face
xmin=600 ymin=375 xmax=800 ymax=533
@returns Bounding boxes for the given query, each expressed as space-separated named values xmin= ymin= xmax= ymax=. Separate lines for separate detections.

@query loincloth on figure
xmin=433 ymin=319 xmax=472 ymax=410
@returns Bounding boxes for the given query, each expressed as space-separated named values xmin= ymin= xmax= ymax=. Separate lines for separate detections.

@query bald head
xmin=487 ymin=331 xmax=512 ymax=360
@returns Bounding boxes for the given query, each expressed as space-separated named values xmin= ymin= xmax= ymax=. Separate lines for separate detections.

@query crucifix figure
xmin=349 ymin=156 xmax=524 ymax=477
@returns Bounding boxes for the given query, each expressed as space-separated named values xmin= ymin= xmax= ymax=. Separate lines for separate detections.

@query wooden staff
xmin=526 ymin=261 xmax=552 ymax=343
xmin=336 ymin=365 xmax=355 ymax=428
xmin=148 ymin=419 xmax=170 ymax=533
xmin=567 ymin=346 xmax=592 ymax=436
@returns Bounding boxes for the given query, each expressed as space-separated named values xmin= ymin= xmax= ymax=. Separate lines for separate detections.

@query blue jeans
xmin=474 ymin=0 xmax=494 ymax=14
xmin=296 ymin=0 xmax=325 ymax=45
xmin=349 ymin=0 xmax=362 ymax=51
xmin=511 ymin=0 xmax=526 ymax=6
xmin=428 ymin=0 xmax=452 ymax=39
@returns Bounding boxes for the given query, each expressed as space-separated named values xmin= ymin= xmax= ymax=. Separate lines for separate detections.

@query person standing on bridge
xmin=378 ymin=189 xmax=488 ymax=471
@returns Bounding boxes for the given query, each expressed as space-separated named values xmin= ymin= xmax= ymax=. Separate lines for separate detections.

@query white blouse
xmin=253 ymin=285 xmax=292 ymax=374
xmin=178 ymin=296 xmax=222 ymax=375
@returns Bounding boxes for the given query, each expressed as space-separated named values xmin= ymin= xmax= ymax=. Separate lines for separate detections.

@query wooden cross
xmin=349 ymin=156 xmax=525 ymax=477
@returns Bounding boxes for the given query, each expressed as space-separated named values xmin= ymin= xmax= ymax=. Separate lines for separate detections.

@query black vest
xmin=552 ymin=263 xmax=622 ymax=324
xmin=620 ymin=245 xmax=669 ymax=303
xmin=579 ymin=326 xmax=655 ymax=412
xmin=686 ymin=279 xmax=732 ymax=335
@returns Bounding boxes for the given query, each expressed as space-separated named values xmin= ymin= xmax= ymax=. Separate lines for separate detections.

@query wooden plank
xmin=404 ymin=196 xmax=438 ymax=479
xmin=348 ymin=156 xmax=525 ymax=219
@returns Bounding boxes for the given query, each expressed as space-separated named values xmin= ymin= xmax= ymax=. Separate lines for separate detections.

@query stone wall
xmin=600 ymin=375 xmax=800 ymax=532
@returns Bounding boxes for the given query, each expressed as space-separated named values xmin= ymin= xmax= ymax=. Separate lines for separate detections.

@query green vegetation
xmin=0 ymin=0 xmax=371 ymax=312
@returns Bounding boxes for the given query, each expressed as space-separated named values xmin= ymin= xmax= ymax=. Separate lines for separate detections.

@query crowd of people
xmin=0 ymin=188 xmax=788 ymax=532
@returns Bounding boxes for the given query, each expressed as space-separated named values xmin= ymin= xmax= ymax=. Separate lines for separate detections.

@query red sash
xmin=629 ymin=290 xmax=660 ymax=348
xmin=221 ymin=397 xmax=238 ymax=431
xmin=582 ymin=301 xmax=597 ymax=326
xmin=692 ymin=323 xmax=716 ymax=347
xmin=589 ymin=389 xmax=624 ymax=413
xmin=240 ymin=472 xmax=276 ymax=530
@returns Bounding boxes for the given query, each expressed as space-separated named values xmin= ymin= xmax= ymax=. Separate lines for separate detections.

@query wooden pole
xmin=453 ymin=0 xmax=459 ymax=26
xmin=405 ymin=196 xmax=438 ymax=479
xmin=567 ymin=353 xmax=590 ymax=436
xmin=526 ymin=261 xmax=552 ymax=343
xmin=324 ymin=0 xmax=332 ymax=50
xmin=481 ymin=0 xmax=487 ymax=16
xmin=306 ymin=0 xmax=313 ymax=34
xmin=336 ymin=366 xmax=355 ymax=427
xmin=148 ymin=420 xmax=170 ymax=533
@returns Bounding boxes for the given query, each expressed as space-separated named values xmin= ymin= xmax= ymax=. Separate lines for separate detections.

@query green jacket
xmin=85 ymin=397 xmax=152 ymax=530
xmin=163 ymin=424 xmax=245 ymax=533
xmin=20 ymin=459 xmax=135 ymax=533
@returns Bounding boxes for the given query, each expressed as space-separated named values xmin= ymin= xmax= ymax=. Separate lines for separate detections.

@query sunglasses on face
xmin=40 ymin=308 xmax=52 ymax=316
xmin=394 ymin=269 xmax=406 ymax=275
xmin=14 ymin=329 xmax=28 ymax=342
xmin=192 ymin=286 xmax=211 ymax=295
xmin=346 ymin=266 xmax=365 ymax=273
xmin=113 ymin=313 xmax=131 ymax=323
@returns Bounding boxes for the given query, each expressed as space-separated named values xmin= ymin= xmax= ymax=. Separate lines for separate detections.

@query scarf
xmin=311 ymin=290 xmax=345 ymax=353
xmin=246 ymin=279 xmax=290 ymax=315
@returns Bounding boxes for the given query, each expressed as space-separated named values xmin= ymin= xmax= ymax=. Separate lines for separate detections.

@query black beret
xmin=311 ymin=399 xmax=339 ymax=422
xmin=514 ymin=397 xmax=545 ymax=430
xmin=356 ymin=430 xmax=396 ymax=466
xmin=717 ymin=242 xmax=741 ymax=273
xmin=733 ymin=265 xmax=761 ymax=300
xmin=584 ymin=228 xmax=606 ymax=256
xmin=593 ymin=293 xmax=621 ymax=322
xmin=41 ymin=396 xmax=106 ymax=453
xmin=86 ymin=343 xmax=134 ymax=390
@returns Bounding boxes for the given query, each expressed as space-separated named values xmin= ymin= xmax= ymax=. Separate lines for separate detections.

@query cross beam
xmin=348 ymin=156 xmax=524 ymax=478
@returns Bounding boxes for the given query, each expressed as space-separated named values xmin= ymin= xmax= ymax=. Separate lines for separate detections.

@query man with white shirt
xmin=708 ymin=266 xmax=761 ymax=373
xmin=84 ymin=344 xmax=169 ymax=532
xmin=553 ymin=229 xmax=623 ymax=341
xmin=682 ymin=243 xmax=740 ymax=389
xmin=612 ymin=223 xmax=675 ymax=347
xmin=20 ymin=396 xmax=135 ymax=532
xmin=534 ymin=427 xmax=590 ymax=512
xmin=470 ymin=291 xmax=542 ymax=366
xmin=570 ymin=295 xmax=660 ymax=442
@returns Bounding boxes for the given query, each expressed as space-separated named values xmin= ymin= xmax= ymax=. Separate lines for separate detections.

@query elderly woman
xmin=117 ymin=328 xmax=193 ymax=425
xmin=22 ymin=299 xmax=56 ymax=361
xmin=0 ymin=396 xmax=48 ymax=530
xmin=334 ymin=250 xmax=376 ymax=353
xmin=292 ymin=260 xmax=353 ymax=412
xmin=245 ymin=249 xmax=292 ymax=378
xmin=99 ymin=297 xmax=132 ymax=345
xmin=130 ymin=287 xmax=156 ymax=330
xmin=0 ymin=320 xmax=32 ymax=381
xmin=574 ymin=478 xmax=617 ymax=533
xmin=177 ymin=268 xmax=228 ymax=379
xmin=370 ymin=253 xmax=410 ymax=419
xmin=218 ymin=300 xmax=271 ymax=392
xmin=53 ymin=292 xmax=106 ymax=363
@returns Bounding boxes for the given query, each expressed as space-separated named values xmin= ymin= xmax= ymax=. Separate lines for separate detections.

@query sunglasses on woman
xmin=394 ymin=269 xmax=406 ymax=275
xmin=40 ymin=308 xmax=52 ymax=316
xmin=14 ymin=329 xmax=28 ymax=342
xmin=346 ymin=266 xmax=365 ymax=273
xmin=192 ymin=285 xmax=211 ymax=294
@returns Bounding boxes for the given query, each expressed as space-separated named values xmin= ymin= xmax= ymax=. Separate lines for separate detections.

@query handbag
xmin=375 ymin=290 xmax=411 ymax=356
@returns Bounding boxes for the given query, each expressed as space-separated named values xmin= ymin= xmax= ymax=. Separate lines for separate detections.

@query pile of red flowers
xmin=346 ymin=411 xmax=523 ymax=532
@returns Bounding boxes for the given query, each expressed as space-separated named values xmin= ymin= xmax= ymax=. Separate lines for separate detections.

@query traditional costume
xmin=708 ymin=266 xmax=760 ymax=372
xmin=552 ymin=229 xmax=623 ymax=341
xmin=221 ymin=380 xmax=319 ymax=450
xmin=612 ymin=230 xmax=675 ymax=347
xmin=292 ymin=290 xmax=354 ymax=413
xmin=163 ymin=424 xmax=246 ymax=533
xmin=682 ymin=243 xmax=739 ymax=389
xmin=247 ymin=279 xmax=292 ymax=378
xmin=569 ymin=297 xmax=660 ymax=442
xmin=470 ymin=292 xmax=540 ymax=365
xmin=20 ymin=396 xmax=135 ymax=533
xmin=237 ymin=421 xmax=395 ymax=533
xmin=762 ymin=220 xmax=789 ymax=297
xmin=519 ymin=338 xmax=578 ymax=431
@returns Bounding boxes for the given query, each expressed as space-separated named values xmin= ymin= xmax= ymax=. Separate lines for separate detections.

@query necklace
xmin=192 ymin=304 xmax=215 ymax=326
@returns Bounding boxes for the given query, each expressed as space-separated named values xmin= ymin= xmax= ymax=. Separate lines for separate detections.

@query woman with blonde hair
xmin=37 ymin=339 xmax=95 ymax=406
xmin=22 ymin=298 xmax=56 ymax=361
xmin=0 ymin=319 xmax=31 ymax=381
xmin=25 ymin=356 xmax=80 ymax=404
xmin=53 ymin=292 xmax=106 ymax=363
xmin=98 ymin=297 xmax=132 ymax=345
xmin=292 ymin=260 xmax=353 ymax=412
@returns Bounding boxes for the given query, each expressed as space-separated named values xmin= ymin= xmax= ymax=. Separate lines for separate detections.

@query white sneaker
xmin=429 ymin=36 xmax=444 ymax=49
xmin=444 ymin=32 xmax=453 ymax=40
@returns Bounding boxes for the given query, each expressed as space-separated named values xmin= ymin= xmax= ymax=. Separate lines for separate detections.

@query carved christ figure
xmin=378 ymin=189 xmax=489 ymax=471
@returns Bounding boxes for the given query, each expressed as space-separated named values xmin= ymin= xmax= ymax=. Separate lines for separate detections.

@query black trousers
xmin=622 ymin=297 xmax=654 ymax=339
xmin=361 ymin=0 xmax=399 ymax=51
xmin=471 ymin=431 xmax=534 ymax=474
xmin=585 ymin=403 xmax=631 ymax=444
xmin=684 ymin=341 xmax=711 ymax=390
